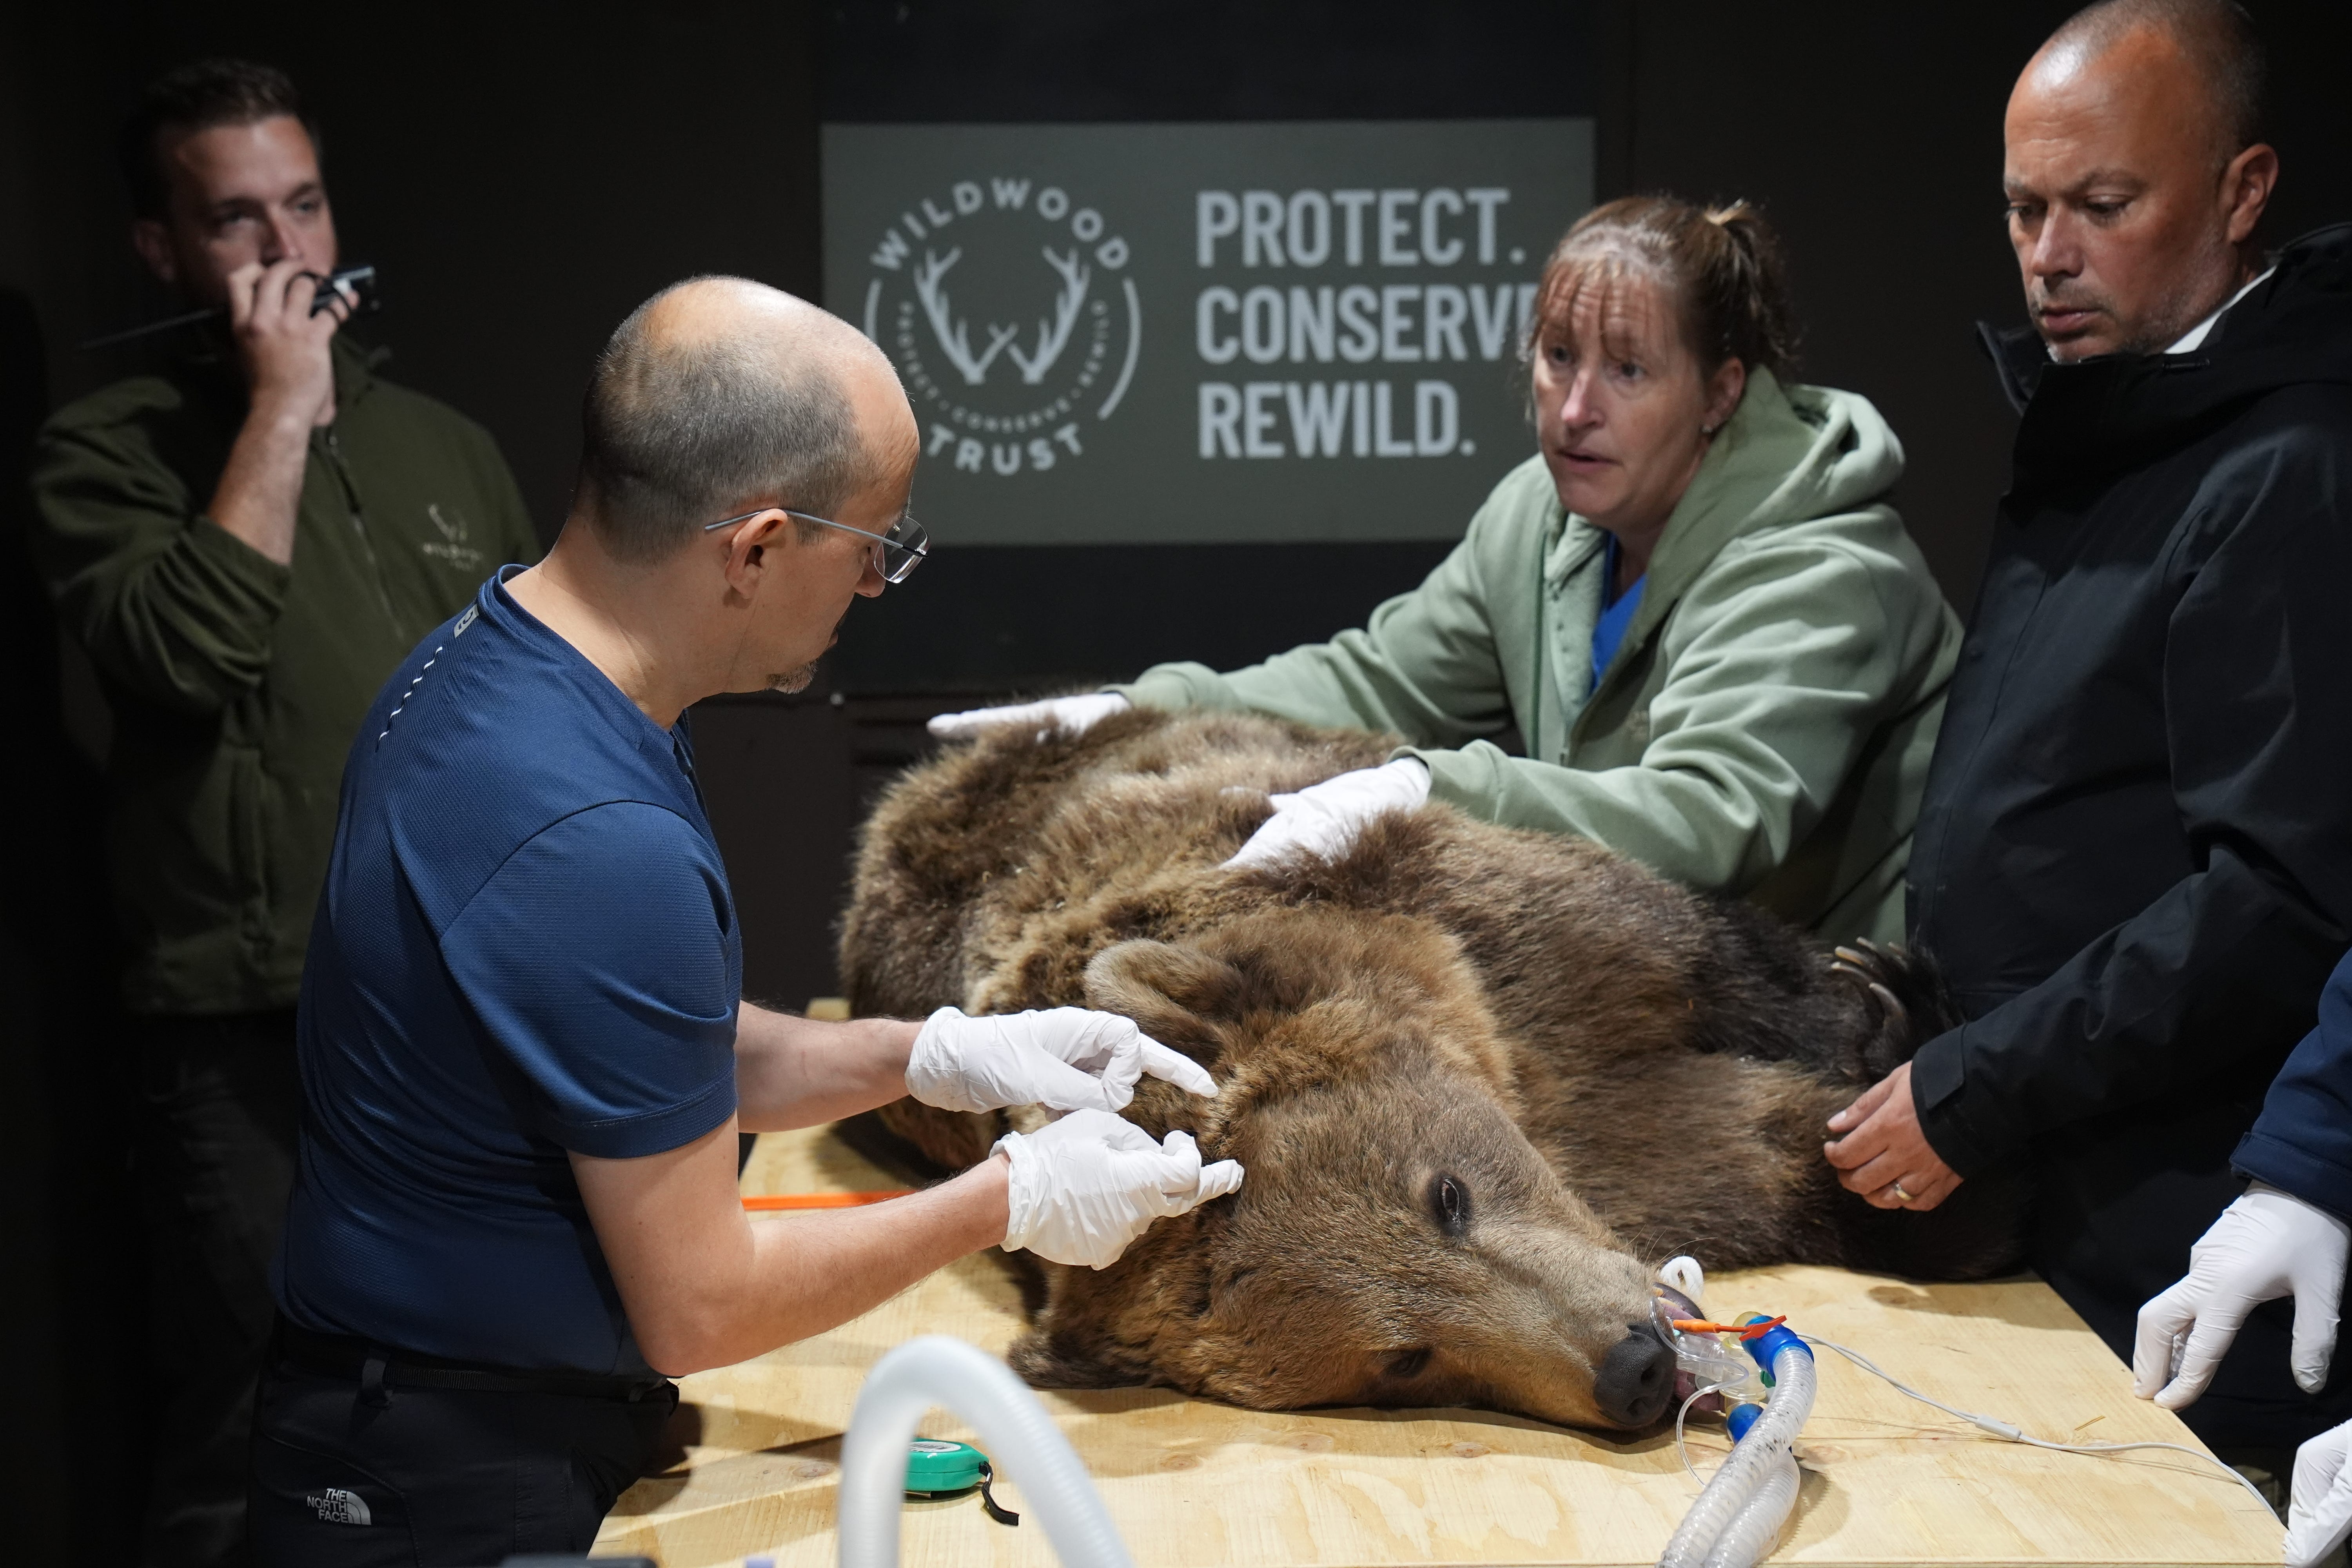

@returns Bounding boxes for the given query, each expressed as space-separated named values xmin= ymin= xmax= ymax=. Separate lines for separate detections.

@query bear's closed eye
xmin=1384 ymin=1346 xmax=1434 ymax=1379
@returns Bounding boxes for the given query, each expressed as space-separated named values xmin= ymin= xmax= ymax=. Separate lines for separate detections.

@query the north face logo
xmin=307 ymin=1487 xmax=372 ymax=1526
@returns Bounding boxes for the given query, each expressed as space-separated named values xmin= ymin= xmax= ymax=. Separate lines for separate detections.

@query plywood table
xmin=595 ymin=1125 xmax=2282 ymax=1567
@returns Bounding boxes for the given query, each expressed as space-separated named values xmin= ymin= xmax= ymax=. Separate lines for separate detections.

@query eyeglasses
xmin=703 ymin=506 xmax=929 ymax=584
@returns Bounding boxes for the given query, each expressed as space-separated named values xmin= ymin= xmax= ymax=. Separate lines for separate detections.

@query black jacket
xmin=1906 ymin=226 xmax=2352 ymax=1434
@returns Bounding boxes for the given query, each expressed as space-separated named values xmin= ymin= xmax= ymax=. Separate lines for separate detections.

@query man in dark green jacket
xmin=29 ymin=59 xmax=538 ymax=1568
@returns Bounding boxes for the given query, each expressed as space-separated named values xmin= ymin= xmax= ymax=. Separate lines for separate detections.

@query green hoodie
xmin=1118 ymin=370 xmax=1961 ymax=944
xmin=31 ymin=338 xmax=540 ymax=1014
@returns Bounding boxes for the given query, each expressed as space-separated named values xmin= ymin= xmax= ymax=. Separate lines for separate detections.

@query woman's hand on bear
xmin=995 ymin=1110 xmax=1245 ymax=1269
xmin=905 ymin=1005 xmax=1218 ymax=1115
xmin=1225 ymin=757 xmax=1432 ymax=870
xmin=927 ymin=692 xmax=1132 ymax=742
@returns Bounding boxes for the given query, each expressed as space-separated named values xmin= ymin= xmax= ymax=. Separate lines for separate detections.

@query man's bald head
xmin=575 ymin=276 xmax=911 ymax=564
xmin=2035 ymin=0 xmax=2265 ymax=165
xmin=2003 ymin=0 xmax=2277 ymax=359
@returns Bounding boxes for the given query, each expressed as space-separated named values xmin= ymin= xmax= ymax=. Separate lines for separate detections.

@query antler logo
xmin=419 ymin=502 xmax=483 ymax=572
xmin=912 ymin=245 xmax=1092 ymax=385
xmin=861 ymin=178 xmax=1139 ymax=479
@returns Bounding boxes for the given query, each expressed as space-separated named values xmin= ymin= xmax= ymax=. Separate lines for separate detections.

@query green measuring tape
xmin=904 ymin=1439 xmax=1019 ymax=1526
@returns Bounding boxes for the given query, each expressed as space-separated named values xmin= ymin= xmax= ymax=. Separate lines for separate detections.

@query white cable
xmin=1799 ymin=1334 xmax=2275 ymax=1516
xmin=1673 ymin=1378 xmax=1745 ymax=1487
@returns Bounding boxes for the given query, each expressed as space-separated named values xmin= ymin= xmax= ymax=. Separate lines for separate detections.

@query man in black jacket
xmin=1822 ymin=0 xmax=2352 ymax=1453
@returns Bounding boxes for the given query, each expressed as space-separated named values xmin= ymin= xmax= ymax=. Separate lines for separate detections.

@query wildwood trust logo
xmin=858 ymin=177 xmax=1141 ymax=478
xmin=824 ymin=121 xmax=1593 ymax=544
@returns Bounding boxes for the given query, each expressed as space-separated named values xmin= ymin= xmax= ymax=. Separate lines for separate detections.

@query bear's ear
xmin=1083 ymin=939 xmax=1244 ymax=1065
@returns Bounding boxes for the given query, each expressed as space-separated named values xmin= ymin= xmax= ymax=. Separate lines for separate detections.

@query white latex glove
xmin=995 ymin=1109 xmax=1245 ymax=1269
xmin=927 ymin=692 xmax=1131 ymax=742
xmin=906 ymin=1006 xmax=1216 ymax=1115
xmin=2288 ymin=1418 xmax=2352 ymax=1567
xmin=1224 ymin=757 xmax=1432 ymax=870
xmin=2132 ymin=1182 xmax=2351 ymax=1409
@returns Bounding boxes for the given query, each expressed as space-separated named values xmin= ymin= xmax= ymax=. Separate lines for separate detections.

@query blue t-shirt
xmin=275 ymin=568 xmax=741 ymax=1374
xmin=1592 ymin=533 xmax=1646 ymax=690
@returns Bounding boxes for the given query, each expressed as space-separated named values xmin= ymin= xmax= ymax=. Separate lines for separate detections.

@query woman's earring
xmin=1700 ymin=422 xmax=1719 ymax=437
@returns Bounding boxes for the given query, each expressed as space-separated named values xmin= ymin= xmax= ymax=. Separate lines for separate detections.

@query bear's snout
xmin=1592 ymin=1321 xmax=1676 ymax=1428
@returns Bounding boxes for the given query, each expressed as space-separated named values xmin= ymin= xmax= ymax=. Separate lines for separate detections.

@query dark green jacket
xmin=31 ymin=338 xmax=540 ymax=1015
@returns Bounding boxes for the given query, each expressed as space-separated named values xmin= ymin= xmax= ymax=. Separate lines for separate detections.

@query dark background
xmin=4 ymin=3 xmax=2347 ymax=1559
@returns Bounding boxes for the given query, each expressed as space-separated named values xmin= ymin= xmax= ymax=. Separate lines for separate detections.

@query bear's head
xmin=1007 ymin=903 xmax=1678 ymax=1432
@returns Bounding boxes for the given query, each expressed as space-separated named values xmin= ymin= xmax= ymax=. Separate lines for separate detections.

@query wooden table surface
xmin=595 ymin=1125 xmax=2283 ymax=1568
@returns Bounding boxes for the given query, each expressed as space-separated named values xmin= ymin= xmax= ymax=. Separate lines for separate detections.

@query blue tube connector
xmin=1738 ymin=1317 xmax=1810 ymax=1388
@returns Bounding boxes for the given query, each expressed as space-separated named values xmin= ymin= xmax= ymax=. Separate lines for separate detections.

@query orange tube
xmin=1670 ymin=1314 xmax=1788 ymax=1340
xmin=742 ymin=1191 xmax=914 ymax=1211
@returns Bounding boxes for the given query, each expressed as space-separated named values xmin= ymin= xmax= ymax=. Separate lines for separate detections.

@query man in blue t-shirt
xmin=249 ymin=277 xmax=1241 ymax=1566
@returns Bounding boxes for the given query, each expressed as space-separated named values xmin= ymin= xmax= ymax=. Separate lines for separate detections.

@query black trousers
xmin=136 ymin=1009 xmax=303 ymax=1568
xmin=249 ymin=1336 xmax=676 ymax=1567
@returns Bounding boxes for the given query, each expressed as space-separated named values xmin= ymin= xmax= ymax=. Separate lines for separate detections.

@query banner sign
xmin=822 ymin=119 xmax=1593 ymax=544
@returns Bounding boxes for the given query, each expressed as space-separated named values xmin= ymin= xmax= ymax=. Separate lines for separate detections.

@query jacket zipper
xmin=321 ymin=426 xmax=407 ymax=641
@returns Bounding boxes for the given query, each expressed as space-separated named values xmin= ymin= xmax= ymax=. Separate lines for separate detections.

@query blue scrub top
xmin=275 ymin=568 xmax=741 ymax=1375
xmin=1592 ymin=532 xmax=1646 ymax=690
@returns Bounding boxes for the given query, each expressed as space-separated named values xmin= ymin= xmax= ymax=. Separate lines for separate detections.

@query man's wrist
xmin=241 ymin=392 xmax=323 ymax=441
xmin=867 ymin=1014 xmax=921 ymax=1067
xmin=950 ymin=1151 xmax=1013 ymax=1252
xmin=828 ymin=1013 xmax=921 ymax=1105
xmin=1904 ymin=1033 xmax=1994 ymax=1178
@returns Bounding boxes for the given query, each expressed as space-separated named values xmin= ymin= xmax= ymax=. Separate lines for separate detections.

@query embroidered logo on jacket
xmin=421 ymin=503 xmax=485 ymax=572
xmin=306 ymin=1487 xmax=372 ymax=1525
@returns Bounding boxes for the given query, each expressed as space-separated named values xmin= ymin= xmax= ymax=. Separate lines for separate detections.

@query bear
xmin=838 ymin=706 xmax=2022 ymax=1433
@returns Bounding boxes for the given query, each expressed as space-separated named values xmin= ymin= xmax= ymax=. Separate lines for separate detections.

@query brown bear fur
xmin=839 ymin=708 xmax=2022 ymax=1431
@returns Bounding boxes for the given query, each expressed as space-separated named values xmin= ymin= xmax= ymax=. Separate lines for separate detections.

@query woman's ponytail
xmin=1699 ymin=200 xmax=1799 ymax=376
xmin=1532 ymin=194 xmax=1800 ymax=378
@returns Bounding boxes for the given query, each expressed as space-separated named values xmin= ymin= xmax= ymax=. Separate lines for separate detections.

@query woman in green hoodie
xmin=932 ymin=196 xmax=1960 ymax=946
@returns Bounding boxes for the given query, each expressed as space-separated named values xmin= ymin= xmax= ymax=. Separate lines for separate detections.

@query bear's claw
xmin=1831 ymin=943 xmax=1916 ymax=1059
xmin=1829 ymin=939 xmax=1964 ymax=1072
